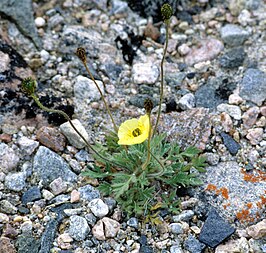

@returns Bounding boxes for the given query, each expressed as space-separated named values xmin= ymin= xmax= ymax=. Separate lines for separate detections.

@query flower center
xmin=132 ymin=128 xmax=142 ymax=137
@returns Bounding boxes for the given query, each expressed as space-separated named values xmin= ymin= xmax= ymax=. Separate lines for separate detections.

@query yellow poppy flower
xmin=118 ymin=114 xmax=150 ymax=145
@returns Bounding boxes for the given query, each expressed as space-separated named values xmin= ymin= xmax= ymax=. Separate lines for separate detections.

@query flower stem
xmin=153 ymin=21 xmax=169 ymax=136
xmin=30 ymin=94 xmax=125 ymax=168
xmin=142 ymin=113 xmax=152 ymax=170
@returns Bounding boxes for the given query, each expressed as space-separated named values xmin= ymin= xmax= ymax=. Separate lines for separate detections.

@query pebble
xmin=127 ymin=217 xmax=139 ymax=229
xmin=184 ymin=234 xmax=206 ymax=253
xmin=42 ymin=189 xmax=55 ymax=201
xmin=228 ymin=94 xmax=244 ymax=105
xmin=35 ymin=17 xmax=46 ymax=28
xmin=4 ymin=172 xmax=26 ymax=192
xmin=178 ymin=93 xmax=195 ymax=110
xmin=0 ymin=143 xmax=20 ymax=173
xmin=17 ymin=136 xmax=39 ymax=155
xmin=0 ymin=200 xmax=17 ymax=214
xmin=185 ymin=38 xmax=224 ymax=66
xmin=132 ymin=63 xmax=159 ymax=84
xmin=0 ymin=237 xmax=16 ymax=253
xmin=57 ymin=233 xmax=73 ymax=250
xmin=219 ymin=47 xmax=246 ymax=68
xmin=242 ymin=106 xmax=260 ymax=128
xmin=70 ymin=189 xmax=80 ymax=203
xmin=260 ymin=106 xmax=266 ymax=116
xmin=0 ymin=52 xmax=10 ymax=72
xmin=173 ymin=210 xmax=194 ymax=222
xmin=199 ymin=209 xmax=235 ymax=248
xmin=239 ymin=68 xmax=266 ymax=106
xmin=78 ymin=184 xmax=100 ymax=202
xmin=36 ymin=126 xmax=66 ymax=152
xmin=88 ymin=198 xmax=109 ymax=218
xmin=102 ymin=217 xmax=121 ymax=238
xmin=170 ymin=245 xmax=184 ymax=253
xmin=92 ymin=219 xmax=105 ymax=240
xmin=68 ymin=215 xmax=90 ymax=241
xmin=220 ymin=24 xmax=249 ymax=47
xmin=33 ymin=146 xmax=77 ymax=186
xmin=220 ymin=132 xmax=241 ymax=155
xmin=178 ymin=43 xmax=191 ymax=56
xmin=220 ymin=112 xmax=233 ymax=132
xmin=246 ymin=219 xmax=266 ymax=239
xmin=0 ymin=213 xmax=9 ymax=223
xmin=246 ymin=128 xmax=264 ymax=145
xmin=49 ymin=177 xmax=68 ymax=195
xmin=169 ymin=223 xmax=184 ymax=234
xmin=215 ymin=237 xmax=250 ymax=253
xmin=59 ymin=119 xmax=89 ymax=149
xmin=217 ymin=104 xmax=242 ymax=120
xmin=21 ymin=186 xmax=42 ymax=204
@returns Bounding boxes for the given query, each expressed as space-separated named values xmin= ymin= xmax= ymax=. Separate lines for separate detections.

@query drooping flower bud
xmin=21 ymin=77 xmax=37 ymax=95
xmin=144 ymin=98 xmax=153 ymax=115
xmin=76 ymin=47 xmax=87 ymax=63
xmin=161 ymin=3 xmax=173 ymax=22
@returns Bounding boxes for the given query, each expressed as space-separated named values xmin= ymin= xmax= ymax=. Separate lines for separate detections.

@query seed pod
xmin=76 ymin=47 xmax=87 ymax=62
xmin=144 ymin=98 xmax=153 ymax=115
xmin=161 ymin=3 xmax=173 ymax=22
xmin=21 ymin=77 xmax=37 ymax=95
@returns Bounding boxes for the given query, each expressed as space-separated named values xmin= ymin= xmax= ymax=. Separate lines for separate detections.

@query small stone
xmin=70 ymin=189 xmax=80 ymax=203
xmin=42 ymin=189 xmax=54 ymax=201
xmin=228 ymin=94 xmax=244 ymax=105
xmin=49 ymin=177 xmax=68 ymax=195
xmin=0 ymin=133 xmax=12 ymax=143
xmin=173 ymin=210 xmax=194 ymax=222
xmin=21 ymin=220 xmax=33 ymax=234
xmin=3 ymin=223 xmax=18 ymax=238
xmin=0 ymin=237 xmax=16 ymax=253
xmin=239 ymin=68 xmax=266 ymax=106
xmin=35 ymin=17 xmax=46 ymax=28
xmin=178 ymin=43 xmax=190 ymax=56
xmin=260 ymin=106 xmax=266 ymax=116
xmin=17 ymin=136 xmax=39 ymax=155
xmin=92 ymin=219 xmax=105 ymax=240
xmin=246 ymin=219 xmax=266 ymax=239
xmin=0 ymin=200 xmax=17 ymax=214
xmin=170 ymin=245 xmax=183 ymax=253
xmin=59 ymin=119 xmax=89 ymax=149
xmin=144 ymin=23 xmax=160 ymax=41
xmin=57 ymin=233 xmax=73 ymax=250
xmin=68 ymin=215 xmax=90 ymax=241
xmin=217 ymin=104 xmax=241 ymax=120
xmin=88 ymin=199 xmax=109 ymax=218
xmin=4 ymin=172 xmax=26 ymax=192
xmin=169 ymin=223 xmax=183 ymax=234
xmin=85 ymin=213 xmax=97 ymax=226
xmin=33 ymin=146 xmax=77 ymax=186
xmin=220 ymin=112 xmax=233 ymax=132
xmin=199 ymin=209 xmax=235 ymax=248
xmin=78 ymin=184 xmax=100 ymax=202
xmin=220 ymin=24 xmax=249 ymax=47
xmin=246 ymin=128 xmax=263 ymax=145
xmin=191 ymin=226 xmax=201 ymax=234
xmin=102 ymin=217 xmax=120 ymax=238
xmin=185 ymin=38 xmax=224 ymax=66
xmin=242 ymin=107 xmax=260 ymax=128
xmin=127 ymin=217 xmax=138 ymax=229
xmin=184 ymin=234 xmax=206 ymax=253
xmin=181 ymin=198 xmax=199 ymax=209
xmin=215 ymin=237 xmax=249 ymax=253
xmin=22 ymin=186 xmax=42 ymax=204
xmin=0 ymin=213 xmax=9 ymax=223
xmin=219 ymin=47 xmax=246 ymax=68
xmin=220 ymin=132 xmax=241 ymax=155
xmin=178 ymin=93 xmax=195 ymax=110
xmin=36 ymin=126 xmax=66 ymax=152
xmin=132 ymin=63 xmax=159 ymax=84
xmin=0 ymin=143 xmax=20 ymax=173
xmin=0 ymin=52 xmax=10 ymax=72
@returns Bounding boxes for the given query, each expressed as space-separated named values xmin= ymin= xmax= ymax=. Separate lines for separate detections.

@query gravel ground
xmin=0 ymin=0 xmax=266 ymax=252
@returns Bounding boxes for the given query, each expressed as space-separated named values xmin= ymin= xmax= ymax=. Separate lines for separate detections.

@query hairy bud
xmin=144 ymin=98 xmax=153 ymax=115
xmin=76 ymin=47 xmax=87 ymax=62
xmin=21 ymin=77 xmax=37 ymax=95
xmin=161 ymin=3 xmax=173 ymax=22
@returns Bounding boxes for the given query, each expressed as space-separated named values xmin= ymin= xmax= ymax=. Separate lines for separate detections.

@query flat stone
xmin=68 ymin=215 xmax=90 ymax=241
xmin=59 ymin=119 xmax=89 ymax=149
xmin=78 ymin=184 xmax=100 ymax=202
xmin=185 ymin=38 xmax=224 ymax=66
xmin=220 ymin=132 xmax=241 ymax=155
xmin=158 ymin=108 xmax=212 ymax=150
xmin=199 ymin=209 xmax=235 ymax=248
xmin=36 ymin=126 xmax=66 ymax=152
xmin=33 ymin=146 xmax=77 ymax=186
xmin=220 ymin=24 xmax=249 ymax=47
xmin=0 ymin=143 xmax=20 ymax=173
xmin=246 ymin=219 xmax=266 ymax=239
xmin=4 ymin=172 xmax=26 ymax=192
xmin=0 ymin=0 xmax=41 ymax=48
xmin=239 ymin=68 xmax=266 ymax=106
xmin=102 ymin=217 xmax=120 ymax=238
xmin=132 ymin=62 xmax=159 ymax=84
xmin=219 ymin=47 xmax=246 ymax=68
xmin=21 ymin=186 xmax=42 ymax=205
xmin=217 ymin=104 xmax=241 ymax=120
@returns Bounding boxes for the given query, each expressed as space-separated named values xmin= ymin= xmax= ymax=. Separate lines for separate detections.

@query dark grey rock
xmin=33 ymin=146 xmax=77 ymax=186
xmin=219 ymin=47 xmax=246 ymax=68
xmin=22 ymin=186 xmax=42 ymax=205
xmin=184 ymin=234 xmax=206 ymax=253
xmin=16 ymin=234 xmax=40 ymax=253
xmin=199 ymin=209 xmax=235 ymax=248
xmin=220 ymin=132 xmax=241 ymax=155
xmin=127 ymin=217 xmax=139 ymax=229
xmin=78 ymin=184 xmax=100 ymax=202
xmin=140 ymin=245 xmax=154 ymax=253
xmin=39 ymin=219 xmax=58 ymax=253
xmin=220 ymin=24 xmax=249 ymax=47
xmin=239 ymin=68 xmax=266 ymax=106
xmin=0 ymin=0 xmax=41 ymax=49
xmin=195 ymin=77 xmax=236 ymax=109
